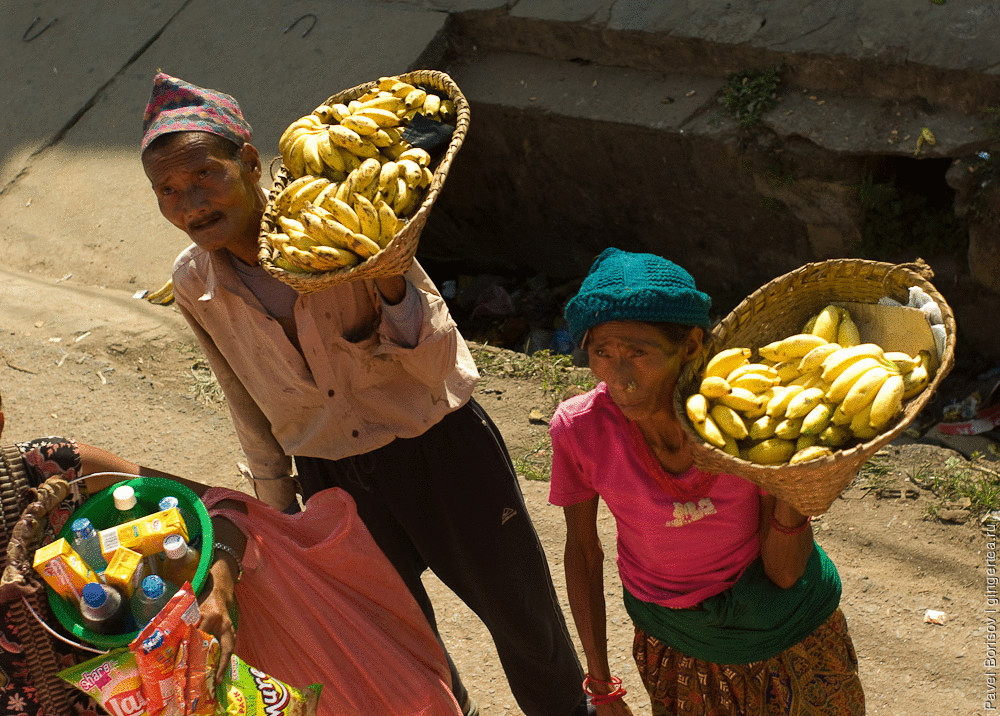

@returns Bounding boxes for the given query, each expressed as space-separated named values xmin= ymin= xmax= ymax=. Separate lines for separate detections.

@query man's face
xmin=142 ymin=133 xmax=264 ymax=255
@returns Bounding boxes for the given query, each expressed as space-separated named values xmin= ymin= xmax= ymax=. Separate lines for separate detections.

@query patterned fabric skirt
xmin=632 ymin=608 xmax=864 ymax=715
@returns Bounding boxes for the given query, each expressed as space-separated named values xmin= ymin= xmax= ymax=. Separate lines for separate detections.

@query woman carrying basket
xmin=549 ymin=248 xmax=865 ymax=715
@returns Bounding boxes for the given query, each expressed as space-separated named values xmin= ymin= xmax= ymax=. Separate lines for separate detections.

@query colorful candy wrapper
xmin=217 ymin=654 xmax=321 ymax=715
xmin=59 ymin=648 xmax=148 ymax=716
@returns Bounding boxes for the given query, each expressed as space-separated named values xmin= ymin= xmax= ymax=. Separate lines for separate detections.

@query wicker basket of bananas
xmin=258 ymin=69 xmax=469 ymax=293
xmin=673 ymin=258 xmax=956 ymax=516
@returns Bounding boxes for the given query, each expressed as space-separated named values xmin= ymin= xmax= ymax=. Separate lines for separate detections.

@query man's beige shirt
xmin=172 ymin=245 xmax=479 ymax=482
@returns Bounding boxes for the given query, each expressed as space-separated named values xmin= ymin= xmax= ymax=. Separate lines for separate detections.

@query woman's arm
xmin=563 ymin=498 xmax=633 ymax=715
xmin=196 ymin=501 xmax=248 ymax=683
xmin=78 ymin=443 xmax=210 ymax=496
xmin=759 ymin=493 xmax=814 ymax=589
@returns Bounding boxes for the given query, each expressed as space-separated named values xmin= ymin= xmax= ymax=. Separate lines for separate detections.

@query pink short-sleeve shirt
xmin=549 ymin=384 xmax=763 ymax=608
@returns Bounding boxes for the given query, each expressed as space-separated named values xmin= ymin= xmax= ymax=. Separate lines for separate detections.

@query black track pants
xmin=296 ymin=398 xmax=588 ymax=716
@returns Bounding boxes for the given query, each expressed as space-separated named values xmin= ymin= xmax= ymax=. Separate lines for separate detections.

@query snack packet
xmin=216 ymin=654 xmax=322 ymax=715
xmin=58 ymin=648 xmax=148 ymax=716
xmin=186 ymin=628 xmax=221 ymax=715
xmin=130 ymin=581 xmax=200 ymax=715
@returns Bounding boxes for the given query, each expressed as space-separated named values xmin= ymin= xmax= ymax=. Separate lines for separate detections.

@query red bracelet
xmin=770 ymin=513 xmax=811 ymax=536
xmin=583 ymin=675 xmax=627 ymax=705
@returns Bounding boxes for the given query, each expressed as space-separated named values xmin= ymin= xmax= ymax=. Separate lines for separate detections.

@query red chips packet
xmin=129 ymin=581 xmax=218 ymax=715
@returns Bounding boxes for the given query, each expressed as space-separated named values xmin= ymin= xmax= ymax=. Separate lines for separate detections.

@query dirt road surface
xmin=0 ymin=263 xmax=993 ymax=715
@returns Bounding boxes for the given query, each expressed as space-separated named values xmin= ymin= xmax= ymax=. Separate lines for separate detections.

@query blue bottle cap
xmin=71 ymin=518 xmax=95 ymax=538
xmin=81 ymin=582 xmax=107 ymax=608
xmin=159 ymin=496 xmax=180 ymax=511
xmin=141 ymin=575 xmax=165 ymax=599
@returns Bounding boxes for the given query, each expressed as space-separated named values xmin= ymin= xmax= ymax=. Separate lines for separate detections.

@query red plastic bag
xmin=202 ymin=487 xmax=461 ymax=716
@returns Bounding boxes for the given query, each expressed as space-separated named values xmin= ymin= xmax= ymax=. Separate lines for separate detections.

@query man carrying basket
xmin=138 ymin=72 xmax=591 ymax=716
xmin=549 ymin=248 xmax=865 ymax=715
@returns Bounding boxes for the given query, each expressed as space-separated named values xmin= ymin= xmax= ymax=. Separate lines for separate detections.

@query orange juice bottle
xmin=158 ymin=534 xmax=199 ymax=587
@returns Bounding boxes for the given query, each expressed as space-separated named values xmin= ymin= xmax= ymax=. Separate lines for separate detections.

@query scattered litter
xmin=923 ymin=609 xmax=947 ymax=625
xmin=528 ymin=408 xmax=549 ymax=425
xmin=914 ymin=127 xmax=936 ymax=156
xmin=74 ymin=331 xmax=91 ymax=343
xmin=55 ymin=273 xmax=72 ymax=283
xmin=133 ymin=288 xmax=149 ymax=299
xmin=48 ymin=337 xmax=61 ymax=343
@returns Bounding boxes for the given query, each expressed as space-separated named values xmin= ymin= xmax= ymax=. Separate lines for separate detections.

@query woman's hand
xmin=759 ymin=494 xmax=814 ymax=588
xmin=197 ymin=557 xmax=239 ymax=684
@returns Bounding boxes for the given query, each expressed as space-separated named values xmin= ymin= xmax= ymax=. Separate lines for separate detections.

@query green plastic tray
xmin=47 ymin=477 xmax=213 ymax=650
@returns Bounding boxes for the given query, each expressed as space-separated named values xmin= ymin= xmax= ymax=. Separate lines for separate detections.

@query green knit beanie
xmin=565 ymin=248 xmax=712 ymax=346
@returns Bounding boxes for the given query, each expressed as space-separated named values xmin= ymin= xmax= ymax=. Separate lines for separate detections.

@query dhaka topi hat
xmin=565 ymin=247 xmax=712 ymax=346
xmin=141 ymin=72 xmax=252 ymax=153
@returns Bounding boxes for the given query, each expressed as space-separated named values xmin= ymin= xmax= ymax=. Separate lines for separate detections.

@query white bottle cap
xmin=163 ymin=534 xmax=188 ymax=559
xmin=113 ymin=485 xmax=138 ymax=511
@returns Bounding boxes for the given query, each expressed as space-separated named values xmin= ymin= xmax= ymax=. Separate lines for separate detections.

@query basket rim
xmin=257 ymin=69 xmax=470 ymax=293
xmin=673 ymin=258 xmax=956 ymax=514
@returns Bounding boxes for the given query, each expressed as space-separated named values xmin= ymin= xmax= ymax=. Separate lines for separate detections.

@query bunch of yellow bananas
xmin=685 ymin=304 xmax=935 ymax=467
xmin=266 ymin=78 xmax=450 ymax=274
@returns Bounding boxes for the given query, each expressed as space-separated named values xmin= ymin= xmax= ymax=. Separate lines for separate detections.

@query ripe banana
xmin=745 ymin=438 xmax=796 ymax=465
xmin=716 ymin=387 xmax=762 ymax=413
xmin=353 ymin=194 xmax=381 ymax=242
xmin=810 ymin=305 xmax=842 ymax=343
xmin=784 ymin=387 xmax=826 ymax=419
xmin=818 ymin=425 xmax=852 ymax=448
xmin=704 ymin=348 xmax=751 ymax=380
xmin=693 ymin=414 xmax=728 ymax=449
xmin=686 ymin=394 xmax=709 ymax=424
xmin=884 ymin=351 xmax=919 ymax=373
xmin=375 ymin=200 xmax=398 ymax=247
xmin=699 ymin=376 xmax=731 ymax=399
xmin=836 ymin=309 xmax=861 ymax=347
xmin=789 ymin=445 xmax=833 ymax=465
xmin=300 ymin=204 xmax=381 ymax=258
xmin=711 ymin=404 xmax=748 ymax=440
xmin=800 ymin=402 xmax=835 ymax=436
xmin=901 ymin=361 xmax=930 ymax=400
xmin=773 ymin=417 xmax=804 ymax=440
xmin=749 ymin=414 xmax=780 ymax=440
xmin=145 ymin=278 xmax=174 ymax=305
xmin=766 ymin=385 xmax=804 ymax=418
xmin=839 ymin=365 xmax=893 ymax=416
xmin=869 ymin=373 xmax=904 ymax=430
xmin=820 ymin=344 xmax=885 ymax=382
xmin=824 ymin=356 xmax=884 ymax=402
xmin=798 ymin=343 xmax=841 ymax=374
xmin=758 ymin=334 xmax=829 ymax=362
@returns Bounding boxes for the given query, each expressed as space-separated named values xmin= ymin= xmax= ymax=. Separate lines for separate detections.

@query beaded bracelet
xmin=213 ymin=541 xmax=244 ymax=582
xmin=582 ymin=675 xmax=627 ymax=705
xmin=770 ymin=513 xmax=811 ymax=536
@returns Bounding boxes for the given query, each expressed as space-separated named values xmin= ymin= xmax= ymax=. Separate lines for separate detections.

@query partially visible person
xmin=0 ymin=388 xmax=460 ymax=715
xmin=139 ymin=71 xmax=591 ymax=716
xmin=0 ymin=387 xmax=190 ymax=716
xmin=549 ymin=248 xmax=865 ymax=715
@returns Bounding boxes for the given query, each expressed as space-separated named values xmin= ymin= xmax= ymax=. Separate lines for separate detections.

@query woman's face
xmin=587 ymin=321 xmax=702 ymax=421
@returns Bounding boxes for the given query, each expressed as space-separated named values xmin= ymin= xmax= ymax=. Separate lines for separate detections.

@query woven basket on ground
xmin=258 ymin=69 xmax=470 ymax=294
xmin=0 ymin=446 xmax=75 ymax=714
xmin=674 ymin=258 xmax=956 ymax=516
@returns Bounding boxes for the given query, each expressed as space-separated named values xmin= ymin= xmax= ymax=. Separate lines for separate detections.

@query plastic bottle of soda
xmin=130 ymin=575 xmax=178 ymax=628
xmin=79 ymin=582 xmax=129 ymax=635
xmin=159 ymin=534 xmax=199 ymax=588
xmin=71 ymin=517 xmax=109 ymax=575
xmin=112 ymin=485 xmax=145 ymax=525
